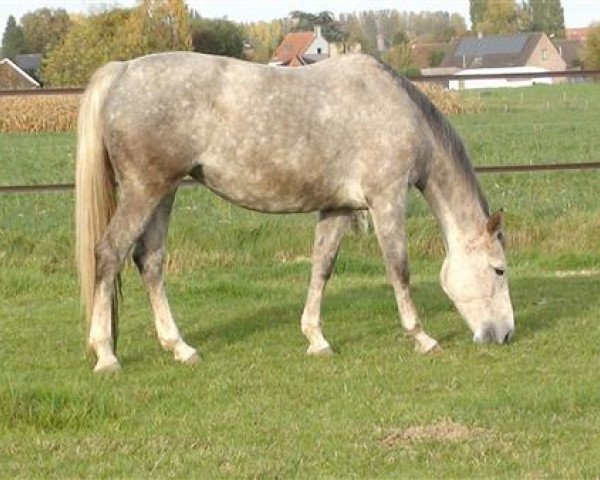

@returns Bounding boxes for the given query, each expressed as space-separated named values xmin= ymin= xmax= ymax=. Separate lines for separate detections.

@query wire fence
xmin=1 ymin=69 xmax=600 ymax=195
xmin=1 ymin=69 xmax=599 ymax=97
xmin=2 ymin=162 xmax=600 ymax=195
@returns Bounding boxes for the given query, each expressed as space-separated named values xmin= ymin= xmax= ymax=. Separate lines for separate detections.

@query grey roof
xmin=441 ymin=33 xmax=552 ymax=69
xmin=455 ymin=34 xmax=530 ymax=58
xmin=15 ymin=54 xmax=42 ymax=73
xmin=554 ymin=39 xmax=584 ymax=68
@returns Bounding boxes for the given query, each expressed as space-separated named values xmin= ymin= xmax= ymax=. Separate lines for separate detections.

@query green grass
xmin=1 ymin=83 xmax=600 ymax=478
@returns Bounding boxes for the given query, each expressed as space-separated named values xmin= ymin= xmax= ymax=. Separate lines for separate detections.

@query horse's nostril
xmin=503 ymin=330 xmax=513 ymax=343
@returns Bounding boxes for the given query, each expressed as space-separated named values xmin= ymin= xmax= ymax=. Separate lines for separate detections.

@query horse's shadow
xmin=183 ymin=273 xmax=598 ymax=351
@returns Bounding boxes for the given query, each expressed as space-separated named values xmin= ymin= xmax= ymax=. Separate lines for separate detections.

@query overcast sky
xmin=1 ymin=0 xmax=598 ymax=39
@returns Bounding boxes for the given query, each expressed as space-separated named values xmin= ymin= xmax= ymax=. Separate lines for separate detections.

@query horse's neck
xmin=419 ymin=151 xmax=488 ymax=253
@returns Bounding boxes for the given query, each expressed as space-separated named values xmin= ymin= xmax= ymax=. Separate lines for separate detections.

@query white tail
xmin=75 ymin=62 xmax=125 ymax=333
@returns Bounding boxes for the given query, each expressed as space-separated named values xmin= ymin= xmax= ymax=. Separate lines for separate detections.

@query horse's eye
xmin=494 ymin=267 xmax=505 ymax=276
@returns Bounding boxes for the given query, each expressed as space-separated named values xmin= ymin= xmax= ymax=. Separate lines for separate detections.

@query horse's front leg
xmin=301 ymin=209 xmax=352 ymax=355
xmin=370 ymin=195 xmax=440 ymax=354
xmin=133 ymin=192 xmax=198 ymax=365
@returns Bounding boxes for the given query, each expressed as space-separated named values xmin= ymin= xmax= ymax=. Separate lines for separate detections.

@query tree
xmin=122 ymin=0 xmax=191 ymax=57
xmin=42 ymin=9 xmax=133 ymax=86
xmin=2 ymin=15 xmax=25 ymax=60
xmin=244 ymin=20 xmax=284 ymax=63
xmin=470 ymin=0 xmax=488 ymax=30
xmin=428 ymin=49 xmax=446 ymax=67
xmin=289 ymin=10 xmax=348 ymax=43
xmin=383 ymin=32 xmax=419 ymax=75
xmin=478 ymin=0 xmax=519 ymax=35
xmin=190 ymin=18 xmax=244 ymax=58
xmin=530 ymin=0 xmax=565 ymax=38
xmin=516 ymin=1 xmax=534 ymax=31
xmin=43 ymin=1 xmax=193 ymax=86
xmin=289 ymin=10 xmax=314 ymax=30
xmin=20 ymin=8 xmax=73 ymax=54
xmin=583 ymin=23 xmax=600 ymax=68
xmin=450 ymin=13 xmax=468 ymax=38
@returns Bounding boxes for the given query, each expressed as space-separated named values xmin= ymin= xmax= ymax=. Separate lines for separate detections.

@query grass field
xmin=1 ymin=84 xmax=599 ymax=478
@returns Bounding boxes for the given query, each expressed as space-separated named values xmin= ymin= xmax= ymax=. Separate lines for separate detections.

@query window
xmin=542 ymin=48 xmax=548 ymax=61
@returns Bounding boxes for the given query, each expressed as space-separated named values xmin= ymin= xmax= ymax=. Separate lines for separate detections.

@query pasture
xmin=1 ymin=83 xmax=599 ymax=478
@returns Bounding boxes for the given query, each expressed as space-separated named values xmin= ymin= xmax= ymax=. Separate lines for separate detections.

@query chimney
xmin=314 ymin=25 xmax=322 ymax=38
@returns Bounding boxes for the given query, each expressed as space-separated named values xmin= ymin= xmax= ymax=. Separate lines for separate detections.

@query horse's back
xmin=101 ymin=52 xmax=422 ymax=212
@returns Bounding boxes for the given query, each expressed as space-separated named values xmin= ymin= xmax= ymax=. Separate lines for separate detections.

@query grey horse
xmin=75 ymin=52 xmax=514 ymax=373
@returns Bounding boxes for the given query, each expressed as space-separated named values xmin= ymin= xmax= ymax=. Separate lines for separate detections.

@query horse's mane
xmin=374 ymin=58 xmax=489 ymax=215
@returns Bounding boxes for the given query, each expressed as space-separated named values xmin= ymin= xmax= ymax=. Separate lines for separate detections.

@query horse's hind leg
xmin=302 ymin=209 xmax=352 ymax=355
xmin=90 ymin=187 xmax=166 ymax=373
xmin=369 ymin=193 xmax=439 ymax=353
xmin=133 ymin=191 xmax=198 ymax=364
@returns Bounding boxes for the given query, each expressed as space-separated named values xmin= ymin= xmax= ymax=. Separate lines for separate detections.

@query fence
xmin=1 ymin=69 xmax=600 ymax=97
xmin=1 ymin=69 xmax=600 ymax=195
xmin=2 ymin=162 xmax=600 ymax=195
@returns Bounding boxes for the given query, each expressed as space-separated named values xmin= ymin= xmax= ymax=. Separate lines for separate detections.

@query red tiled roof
xmin=272 ymin=31 xmax=316 ymax=63
xmin=566 ymin=28 xmax=589 ymax=41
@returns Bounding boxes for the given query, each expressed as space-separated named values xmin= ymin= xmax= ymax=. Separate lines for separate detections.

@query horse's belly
xmin=195 ymin=164 xmax=363 ymax=213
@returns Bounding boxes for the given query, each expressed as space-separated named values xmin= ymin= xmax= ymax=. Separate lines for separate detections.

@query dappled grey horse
xmin=76 ymin=52 xmax=514 ymax=373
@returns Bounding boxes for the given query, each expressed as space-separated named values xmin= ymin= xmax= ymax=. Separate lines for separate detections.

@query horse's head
xmin=440 ymin=211 xmax=515 ymax=344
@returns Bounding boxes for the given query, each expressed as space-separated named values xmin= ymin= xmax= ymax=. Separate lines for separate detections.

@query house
xmin=0 ymin=57 xmax=41 ymax=90
xmin=566 ymin=28 xmax=589 ymax=42
xmin=270 ymin=25 xmax=330 ymax=67
xmin=437 ymin=33 xmax=566 ymax=89
xmin=554 ymin=39 xmax=584 ymax=69
xmin=15 ymin=53 xmax=42 ymax=79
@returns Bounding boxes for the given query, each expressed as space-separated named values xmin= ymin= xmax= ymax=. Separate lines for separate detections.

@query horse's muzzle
xmin=473 ymin=324 xmax=514 ymax=344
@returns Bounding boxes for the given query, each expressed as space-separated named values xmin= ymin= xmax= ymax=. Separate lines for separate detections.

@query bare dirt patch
xmin=555 ymin=269 xmax=599 ymax=278
xmin=380 ymin=420 xmax=488 ymax=447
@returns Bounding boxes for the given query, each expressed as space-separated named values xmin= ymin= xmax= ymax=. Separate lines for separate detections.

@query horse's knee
xmin=95 ymin=241 xmax=120 ymax=282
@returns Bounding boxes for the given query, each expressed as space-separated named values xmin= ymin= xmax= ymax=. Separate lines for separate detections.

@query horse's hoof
xmin=307 ymin=345 xmax=334 ymax=356
xmin=416 ymin=341 xmax=442 ymax=355
xmin=173 ymin=343 xmax=199 ymax=364
xmin=424 ymin=343 xmax=443 ymax=355
xmin=93 ymin=358 xmax=121 ymax=374
xmin=181 ymin=351 xmax=200 ymax=365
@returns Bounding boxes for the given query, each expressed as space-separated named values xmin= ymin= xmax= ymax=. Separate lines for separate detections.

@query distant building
xmin=0 ymin=57 xmax=41 ymax=90
xmin=566 ymin=28 xmax=589 ymax=42
xmin=270 ymin=25 xmax=360 ymax=67
xmin=434 ymin=33 xmax=566 ymax=89
xmin=270 ymin=26 xmax=330 ymax=67
xmin=554 ymin=39 xmax=584 ymax=69
xmin=15 ymin=54 xmax=42 ymax=79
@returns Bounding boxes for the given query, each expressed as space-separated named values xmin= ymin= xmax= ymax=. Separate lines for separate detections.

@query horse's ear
xmin=486 ymin=210 xmax=504 ymax=235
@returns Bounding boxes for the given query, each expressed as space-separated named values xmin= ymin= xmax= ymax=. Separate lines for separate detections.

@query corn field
xmin=0 ymin=95 xmax=80 ymax=133
xmin=0 ymin=85 xmax=479 ymax=134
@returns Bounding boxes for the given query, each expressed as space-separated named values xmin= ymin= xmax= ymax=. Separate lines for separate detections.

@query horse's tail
xmin=75 ymin=62 xmax=125 ymax=342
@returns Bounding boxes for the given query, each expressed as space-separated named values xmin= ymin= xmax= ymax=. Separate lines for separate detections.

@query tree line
xmin=470 ymin=0 xmax=565 ymax=37
xmin=1 ymin=0 xmax=599 ymax=87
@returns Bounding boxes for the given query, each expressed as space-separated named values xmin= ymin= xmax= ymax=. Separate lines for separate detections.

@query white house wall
xmin=449 ymin=67 xmax=553 ymax=90
xmin=306 ymin=36 xmax=329 ymax=56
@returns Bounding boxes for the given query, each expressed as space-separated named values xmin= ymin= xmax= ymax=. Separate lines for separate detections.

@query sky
xmin=1 ymin=0 xmax=598 ymax=38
